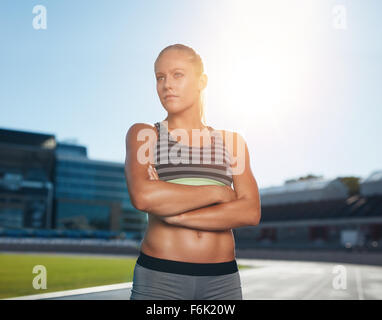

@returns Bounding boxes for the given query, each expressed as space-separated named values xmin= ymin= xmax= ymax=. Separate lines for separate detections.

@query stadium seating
xmin=260 ymin=195 xmax=382 ymax=222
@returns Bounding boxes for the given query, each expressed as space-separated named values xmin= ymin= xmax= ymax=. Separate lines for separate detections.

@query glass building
xmin=0 ymin=128 xmax=147 ymax=239
xmin=0 ymin=128 xmax=55 ymax=229
xmin=54 ymin=142 xmax=147 ymax=237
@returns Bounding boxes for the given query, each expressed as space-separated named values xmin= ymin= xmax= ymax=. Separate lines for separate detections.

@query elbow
xmin=129 ymin=188 xmax=148 ymax=212
xmin=250 ymin=208 xmax=261 ymax=226
xmin=131 ymin=197 xmax=146 ymax=212
xmin=126 ymin=175 xmax=148 ymax=211
xmin=253 ymin=210 xmax=261 ymax=226
xmin=131 ymin=194 xmax=147 ymax=211
xmin=243 ymin=197 xmax=261 ymax=226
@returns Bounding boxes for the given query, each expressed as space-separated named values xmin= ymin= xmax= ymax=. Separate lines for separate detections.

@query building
xmin=54 ymin=142 xmax=146 ymax=237
xmin=2 ymin=127 xmax=381 ymax=249
xmin=0 ymin=128 xmax=146 ymax=238
xmin=0 ymin=128 xmax=55 ymax=229
xmin=234 ymin=174 xmax=382 ymax=251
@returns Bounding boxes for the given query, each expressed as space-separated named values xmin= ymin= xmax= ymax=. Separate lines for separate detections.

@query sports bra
xmin=153 ymin=121 xmax=233 ymax=186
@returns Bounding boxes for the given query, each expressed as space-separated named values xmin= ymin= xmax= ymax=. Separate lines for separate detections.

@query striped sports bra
xmin=153 ymin=121 xmax=233 ymax=187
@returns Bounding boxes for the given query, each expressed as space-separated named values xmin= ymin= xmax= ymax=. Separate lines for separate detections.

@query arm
xmin=163 ymin=131 xmax=261 ymax=230
xmin=163 ymin=196 xmax=260 ymax=231
xmin=124 ymin=123 xmax=228 ymax=217
xmin=137 ymin=180 xmax=226 ymax=216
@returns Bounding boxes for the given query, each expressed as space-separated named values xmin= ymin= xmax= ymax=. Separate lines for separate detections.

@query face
xmin=155 ymin=50 xmax=206 ymax=114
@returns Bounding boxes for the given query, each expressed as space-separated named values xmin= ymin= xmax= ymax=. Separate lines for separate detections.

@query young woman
xmin=125 ymin=44 xmax=261 ymax=300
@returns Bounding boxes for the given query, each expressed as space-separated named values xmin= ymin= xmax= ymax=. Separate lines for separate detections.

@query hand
xmin=219 ymin=185 xmax=237 ymax=203
xmin=147 ymin=164 xmax=159 ymax=180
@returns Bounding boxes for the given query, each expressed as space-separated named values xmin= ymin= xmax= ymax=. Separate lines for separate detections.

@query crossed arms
xmin=124 ymin=123 xmax=261 ymax=232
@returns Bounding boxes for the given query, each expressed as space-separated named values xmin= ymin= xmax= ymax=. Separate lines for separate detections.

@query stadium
xmin=0 ymin=127 xmax=381 ymax=300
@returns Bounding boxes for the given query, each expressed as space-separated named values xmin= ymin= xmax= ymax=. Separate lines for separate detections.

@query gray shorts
xmin=130 ymin=251 xmax=243 ymax=300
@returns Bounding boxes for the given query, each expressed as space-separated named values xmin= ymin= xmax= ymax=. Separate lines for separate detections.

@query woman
xmin=125 ymin=44 xmax=261 ymax=300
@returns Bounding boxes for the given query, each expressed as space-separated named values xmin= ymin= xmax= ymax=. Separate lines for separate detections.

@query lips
xmin=165 ymin=95 xmax=178 ymax=99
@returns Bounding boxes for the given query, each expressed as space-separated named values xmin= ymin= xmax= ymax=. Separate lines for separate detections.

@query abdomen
xmin=141 ymin=177 xmax=236 ymax=263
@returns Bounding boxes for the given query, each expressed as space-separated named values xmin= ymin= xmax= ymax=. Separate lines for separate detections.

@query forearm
xmin=140 ymin=180 xmax=223 ymax=217
xmin=164 ymin=197 xmax=261 ymax=231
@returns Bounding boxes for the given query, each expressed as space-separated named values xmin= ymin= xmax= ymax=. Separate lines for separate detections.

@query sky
xmin=0 ymin=0 xmax=381 ymax=189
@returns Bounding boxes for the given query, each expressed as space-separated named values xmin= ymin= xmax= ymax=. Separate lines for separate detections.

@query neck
xmin=164 ymin=101 xmax=206 ymax=130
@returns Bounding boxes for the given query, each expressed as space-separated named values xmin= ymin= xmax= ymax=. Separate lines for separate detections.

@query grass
xmin=0 ymin=253 xmax=253 ymax=299
xmin=237 ymin=264 xmax=253 ymax=270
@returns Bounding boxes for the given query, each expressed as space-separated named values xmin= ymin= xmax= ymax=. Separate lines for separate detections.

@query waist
xmin=143 ymin=220 xmax=236 ymax=259
xmin=136 ymin=251 xmax=238 ymax=276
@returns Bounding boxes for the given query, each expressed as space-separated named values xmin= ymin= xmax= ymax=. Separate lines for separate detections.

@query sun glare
xmin=204 ymin=0 xmax=321 ymax=136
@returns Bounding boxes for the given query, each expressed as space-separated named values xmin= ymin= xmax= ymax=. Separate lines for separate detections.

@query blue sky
xmin=1 ymin=0 xmax=381 ymax=189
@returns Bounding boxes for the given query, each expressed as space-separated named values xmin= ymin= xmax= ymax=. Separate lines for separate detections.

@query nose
xmin=161 ymin=76 xmax=176 ymax=90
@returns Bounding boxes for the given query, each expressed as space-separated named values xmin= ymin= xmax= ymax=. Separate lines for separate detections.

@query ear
xmin=198 ymin=73 xmax=208 ymax=91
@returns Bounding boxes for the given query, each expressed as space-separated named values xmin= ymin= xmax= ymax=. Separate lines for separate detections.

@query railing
xmin=0 ymin=228 xmax=142 ymax=240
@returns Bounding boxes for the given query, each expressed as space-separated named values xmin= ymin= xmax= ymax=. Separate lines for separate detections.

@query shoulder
xmin=125 ymin=123 xmax=158 ymax=146
xmin=126 ymin=123 xmax=158 ymax=140
xmin=217 ymin=129 xmax=247 ymax=152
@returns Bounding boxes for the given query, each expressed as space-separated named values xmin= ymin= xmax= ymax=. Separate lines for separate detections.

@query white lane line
xmin=301 ymin=273 xmax=331 ymax=300
xmin=3 ymin=282 xmax=133 ymax=300
xmin=355 ymin=267 xmax=364 ymax=300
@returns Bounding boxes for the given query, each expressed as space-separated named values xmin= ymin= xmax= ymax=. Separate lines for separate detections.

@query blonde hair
xmin=154 ymin=44 xmax=206 ymax=126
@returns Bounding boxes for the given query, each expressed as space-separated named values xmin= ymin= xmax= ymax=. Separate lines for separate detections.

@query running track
xmin=6 ymin=258 xmax=382 ymax=300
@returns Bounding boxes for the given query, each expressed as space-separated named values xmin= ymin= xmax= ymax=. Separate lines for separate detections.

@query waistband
xmin=136 ymin=251 xmax=238 ymax=276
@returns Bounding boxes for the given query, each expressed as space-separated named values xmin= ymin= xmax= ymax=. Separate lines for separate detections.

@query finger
xmin=150 ymin=166 xmax=158 ymax=179
xmin=153 ymin=167 xmax=159 ymax=179
xmin=148 ymin=168 xmax=155 ymax=180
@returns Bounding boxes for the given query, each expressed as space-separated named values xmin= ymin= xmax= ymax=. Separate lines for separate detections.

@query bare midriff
xmin=140 ymin=177 xmax=236 ymax=263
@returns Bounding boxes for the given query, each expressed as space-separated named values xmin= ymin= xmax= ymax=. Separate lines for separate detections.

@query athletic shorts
xmin=130 ymin=251 xmax=243 ymax=300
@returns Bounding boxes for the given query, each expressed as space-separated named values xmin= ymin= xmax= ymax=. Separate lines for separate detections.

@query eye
xmin=175 ymin=73 xmax=183 ymax=77
xmin=156 ymin=76 xmax=163 ymax=81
